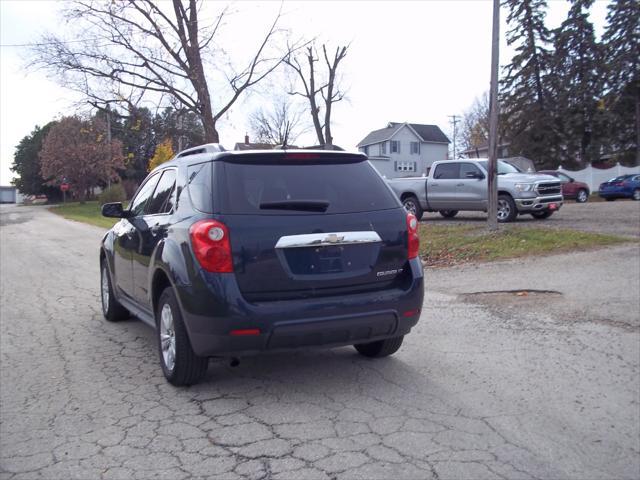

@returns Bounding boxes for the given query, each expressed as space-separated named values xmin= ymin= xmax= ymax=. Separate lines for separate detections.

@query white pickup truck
xmin=386 ymin=159 xmax=563 ymax=222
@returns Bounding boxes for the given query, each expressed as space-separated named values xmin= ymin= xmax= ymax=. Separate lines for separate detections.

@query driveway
xmin=422 ymin=200 xmax=640 ymax=238
xmin=1 ymin=205 xmax=638 ymax=479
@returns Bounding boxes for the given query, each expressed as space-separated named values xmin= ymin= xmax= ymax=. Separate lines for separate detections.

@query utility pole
xmin=448 ymin=115 xmax=459 ymax=159
xmin=106 ymin=104 xmax=112 ymax=190
xmin=487 ymin=0 xmax=500 ymax=231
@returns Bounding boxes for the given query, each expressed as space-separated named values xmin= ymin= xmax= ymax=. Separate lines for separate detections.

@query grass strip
xmin=420 ymin=224 xmax=632 ymax=267
xmin=49 ymin=201 xmax=119 ymax=229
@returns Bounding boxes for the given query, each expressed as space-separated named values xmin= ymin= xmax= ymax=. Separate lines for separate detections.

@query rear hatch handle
xmin=275 ymin=231 xmax=382 ymax=249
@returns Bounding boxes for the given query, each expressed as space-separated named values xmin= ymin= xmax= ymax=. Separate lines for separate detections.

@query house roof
xmin=233 ymin=142 xmax=274 ymax=151
xmin=357 ymin=122 xmax=450 ymax=147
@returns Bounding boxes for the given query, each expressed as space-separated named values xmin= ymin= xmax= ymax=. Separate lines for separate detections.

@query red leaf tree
xmin=39 ymin=116 xmax=125 ymax=202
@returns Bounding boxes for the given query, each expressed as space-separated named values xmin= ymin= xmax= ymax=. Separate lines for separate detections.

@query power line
xmin=0 ymin=38 xmax=101 ymax=48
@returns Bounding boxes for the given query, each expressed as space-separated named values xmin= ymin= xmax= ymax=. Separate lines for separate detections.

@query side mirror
xmin=569 ymin=177 xmax=575 ymax=182
xmin=101 ymin=202 xmax=130 ymax=218
xmin=465 ymin=171 xmax=484 ymax=179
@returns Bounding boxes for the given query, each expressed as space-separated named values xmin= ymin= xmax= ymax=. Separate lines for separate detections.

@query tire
xmin=101 ymin=261 xmax=129 ymax=322
xmin=633 ymin=189 xmax=640 ymax=201
xmin=439 ymin=210 xmax=459 ymax=219
xmin=576 ymin=189 xmax=589 ymax=203
xmin=402 ymin=195 xmax=423 ymax=221
xmin=156 ymin=287 xmax=208 ymax=386
xmin=354 ymin=336 xmax=404 ymax=358
xmin=605 ymin=197 xmax=615 ymax=201
xmin=531 ymin=210 xmax=553 ymax=220
xmin=497 ymin=194 xmax=517 ymax=223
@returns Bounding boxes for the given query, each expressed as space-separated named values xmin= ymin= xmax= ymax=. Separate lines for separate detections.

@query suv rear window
xmin=220 ymin=157 xmax=399 ymax=215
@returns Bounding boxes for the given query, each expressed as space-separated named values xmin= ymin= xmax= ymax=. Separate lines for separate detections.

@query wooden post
xmin=487 ymin=0 xmax=500 ymax=231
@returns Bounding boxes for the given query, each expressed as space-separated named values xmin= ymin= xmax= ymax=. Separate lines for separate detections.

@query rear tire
xmin=402 ymin=195 xmax=423 ymax=221
xmin=439 ymin=210 xmax=459 ymax=219
xmin=156 ymin=287 xmax=208 ymax=386
xmin=633 ymin=189 xmax=640 ymax=201
xmin=101 ymin=262 xmax=129 ymax=322
xmin=497 ymin=194 xmax=517 ymax=223
xmin=531 ymin=210 xmax=553 ymax=220
xmin=354 ymin=336 xmax=404 ymax=358
xmin=576 ymin=189 xmax=588 ymax=203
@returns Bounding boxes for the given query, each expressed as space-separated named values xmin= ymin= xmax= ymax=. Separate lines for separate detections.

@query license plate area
xmin=280 ymin=244 xmax=380 ymax=277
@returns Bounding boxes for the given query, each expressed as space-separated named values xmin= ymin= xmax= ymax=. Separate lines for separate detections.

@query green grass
xmin=420 ymin=224 xmax=632 ymax=267
xmin=49 ymin=201 xmax=119 ymax=229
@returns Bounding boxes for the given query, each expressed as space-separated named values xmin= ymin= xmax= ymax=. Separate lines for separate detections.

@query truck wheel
xmin=402 ymin=196 xmax=423 ymax=221
xmin=439 ymin=210 xmax=458 ymax=218
xmin=497 ymin=194 xmax=517 ymax=223
xmin=576 ymin=189 xmax=588 ymax=203
xmin=531 ymin=210 xmax=553 ymax=219
xmin=156 ymin=287 xmax=208 ymax=386
xmin=101 ymin=261 xmax=129 ymax=322
xmin=354 ymin=336 xmax=404 ymax=358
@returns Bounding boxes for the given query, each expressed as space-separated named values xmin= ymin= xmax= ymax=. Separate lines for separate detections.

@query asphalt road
xmin=1 ymin=205 xmax=639 ymax=480
xmin=422 ymin=199 xmax=640 ymax=238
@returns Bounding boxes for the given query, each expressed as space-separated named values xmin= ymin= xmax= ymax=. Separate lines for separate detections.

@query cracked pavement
xmin=1 ymin=205 xmax=639 ymax=479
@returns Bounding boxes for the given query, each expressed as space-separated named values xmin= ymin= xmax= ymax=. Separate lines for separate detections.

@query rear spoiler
xmin=216 ymin=150 xmax=368 ymax=165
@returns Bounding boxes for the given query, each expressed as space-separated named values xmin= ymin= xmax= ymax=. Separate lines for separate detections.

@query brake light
xmin=406 ymin=212 xmax=420 ymax=259
xmin=189 ymin=220 xmax=233 ymax=273
xmin=285 ymin=152 xmax=322 ymax=161
xmin=230 ymin=329 xmax=260 ymax=336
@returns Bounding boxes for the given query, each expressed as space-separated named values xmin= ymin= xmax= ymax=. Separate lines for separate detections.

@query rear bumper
xmin=177 ymin=258 xmax=425 ymax=357
xmin=515 ymin=195 xmax=563 ymax=212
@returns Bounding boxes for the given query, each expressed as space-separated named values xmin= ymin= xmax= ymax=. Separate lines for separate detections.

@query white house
xmin=357 ymin=122 xmax=450 ymax=178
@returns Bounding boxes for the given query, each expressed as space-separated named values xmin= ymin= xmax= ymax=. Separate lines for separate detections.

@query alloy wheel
xmin=497 ymin=199 xmax=510 ymax=221
xmin=101 ymin=267 xmax=109 ymax=314
xmin=577 ymin=190 xmax=588 ymax=202
xmin=633 ymin=189 xmax=640 ymax=201
xmin=403 ymin=200 xmax=417 ymax=215
xmin=160 ymin=304 xmax=176 ymax=372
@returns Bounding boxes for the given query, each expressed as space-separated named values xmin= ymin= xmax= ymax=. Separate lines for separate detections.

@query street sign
xmin=60 ymin=183 xmax=70 ymax=192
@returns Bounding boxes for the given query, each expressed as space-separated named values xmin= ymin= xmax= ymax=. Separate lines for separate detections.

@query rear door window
xmin=220 ymin=157 xmax=398 ymax=214
xmin=434 ymin=163 xmax=460 ymax=179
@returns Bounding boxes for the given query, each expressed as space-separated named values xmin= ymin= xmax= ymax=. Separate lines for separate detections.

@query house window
xmin=410 ymin=142 xmax=420 ymax=154
xmin=380 ymin=142 xmax=386 ymax=155
xmin=395 ymin=161 xmax=416 ymax=172
xmin=390 ymin=140 xmax=400 ymax=153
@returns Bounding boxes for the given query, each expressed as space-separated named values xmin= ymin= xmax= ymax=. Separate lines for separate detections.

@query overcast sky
xmin=0 ymin=0 xmax=610 ymax=186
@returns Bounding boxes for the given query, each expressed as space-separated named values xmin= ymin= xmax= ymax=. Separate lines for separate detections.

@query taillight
xmin=189 ymin=220 xmax=233 ymax=273
xmin=406 ymin=212 xmax=420 ymax=259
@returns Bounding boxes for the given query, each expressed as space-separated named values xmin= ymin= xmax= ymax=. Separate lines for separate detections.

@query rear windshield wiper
xmin=259 ymin=200 xmax=330 ymax=212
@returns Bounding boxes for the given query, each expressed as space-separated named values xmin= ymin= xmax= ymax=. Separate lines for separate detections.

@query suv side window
xmin=146 ymin=169 xmax=177 ymax=215
xmin=459 ymin=163 xmax=482 ymax=178
xmin=433 ymin=163 xmax=459 ymax=179
xmin=187 ymin=161 xmax=214 ymax=213
xmin=129 ymin=173 xmax=161 ymax=217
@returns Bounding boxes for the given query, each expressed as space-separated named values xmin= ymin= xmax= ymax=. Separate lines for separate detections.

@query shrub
xmin=98 ymin=183 xmax=127 ymax=204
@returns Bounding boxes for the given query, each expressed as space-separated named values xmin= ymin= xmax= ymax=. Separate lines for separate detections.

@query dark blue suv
xmin=100 ymin=145 xmax=424 ymax=385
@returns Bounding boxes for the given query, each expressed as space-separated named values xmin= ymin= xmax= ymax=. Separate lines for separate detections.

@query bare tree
xmin=285 ymin=43 xmax=348 ymax=147
xmin=30 ymin=1 xmax=302 ymax=143
xmin=249 ymin=96 xmax=307 ymax=146
xmin=460 ymin=92 xmax=491 ymax=153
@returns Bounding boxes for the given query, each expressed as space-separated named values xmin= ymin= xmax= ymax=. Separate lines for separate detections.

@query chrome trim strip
xmin=275 ymin=231 xmax=382 ymax=249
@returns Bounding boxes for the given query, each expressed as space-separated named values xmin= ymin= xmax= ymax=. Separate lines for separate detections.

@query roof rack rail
xmin=176 ymin=143 xmax=226 ymax=158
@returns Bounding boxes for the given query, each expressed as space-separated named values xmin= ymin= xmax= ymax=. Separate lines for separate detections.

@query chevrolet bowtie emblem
xmin=324 ymin=234 xmax=344 ymax=244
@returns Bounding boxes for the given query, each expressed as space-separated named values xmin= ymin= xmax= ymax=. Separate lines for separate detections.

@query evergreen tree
xmin=500 ymin=0 xmax=553 ymax=167
xmin=602 ymin=0 xmax=640 ymax=166
xmin=550 ymin=0 xmax=604 ymax=168
xmin=11 ymin=122 xmax=61 ymax=200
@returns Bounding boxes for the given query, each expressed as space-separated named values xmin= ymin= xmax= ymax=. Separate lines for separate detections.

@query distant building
xmin=357 ymin=122 xmax=450 ymax=178
xmin=233 ymin=135 xmax=275 ymax=151
xmin=0 ymin=186 xmax=19 ymax=204
xmin=460 ymin=141 xmax=510 ymax=159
